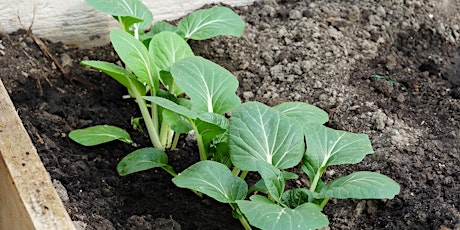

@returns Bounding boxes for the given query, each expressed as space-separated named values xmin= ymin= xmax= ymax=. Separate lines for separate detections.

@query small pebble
xmin=289 ymin=10 xmax=302 ymax=20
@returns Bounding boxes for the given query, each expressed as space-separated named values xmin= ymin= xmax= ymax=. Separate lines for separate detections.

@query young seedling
xmin=173 ymin=101 xmax=400 ymax=229
xmin=69 ymin=1 xmax=400 ymax=229
xmin=70 ymin=0 xmax=245 ymax=159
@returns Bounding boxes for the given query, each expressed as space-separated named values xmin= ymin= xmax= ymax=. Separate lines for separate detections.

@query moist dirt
xmin=1 ymin=0 xmax=459 ymax=229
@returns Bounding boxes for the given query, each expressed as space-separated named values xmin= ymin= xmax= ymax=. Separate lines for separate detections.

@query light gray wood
xmin=0 ymin=0 xmax=254 ymax=48
xmin=0 ymin=79 xmax=75 ymax=230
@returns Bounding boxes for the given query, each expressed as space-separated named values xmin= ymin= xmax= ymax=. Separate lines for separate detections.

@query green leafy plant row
xmin=69 ymin=0 xmax=400 ymax=229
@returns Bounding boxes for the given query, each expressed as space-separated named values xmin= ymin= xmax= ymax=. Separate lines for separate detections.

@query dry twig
xmin=13 ymin=7 xmax=68 ymax=76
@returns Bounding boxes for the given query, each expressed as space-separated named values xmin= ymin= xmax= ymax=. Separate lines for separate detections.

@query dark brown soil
xmin=1 ymin=0 xmax=459 ymax=229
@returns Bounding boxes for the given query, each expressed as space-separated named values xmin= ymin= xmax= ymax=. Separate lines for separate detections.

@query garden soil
xmin=1 ymin=0 xmax=459 ymax=229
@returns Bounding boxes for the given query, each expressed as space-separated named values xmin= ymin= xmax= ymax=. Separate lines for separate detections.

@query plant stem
xmin=239 ymin=170 xmax=248 ymax=180
xmin=232 ymin=167 xmax=241 ymax=176
xmin=170 ymin=133 xmax=180 ymax=151
xmin=151 ymin=101 xmax=159 ymax=133
xmin=239 ymin=215 xmax=252 ymax=230
xmin=196 ymin=132 xmax=207 ymax=161
xmin=230 ymin=204 xmax=252 ymax=230
xmin=309 ymin=170 xmax=322 ymax=193
xmin=132 ymin=87 xmax=163 ymax=150
xmin=159 ymin=119 xmax=172 ymax=148
xmin=319 ymin=198 xmax=329 ymax=209
xmin=190 ymin=121 xmax=207 ymax=161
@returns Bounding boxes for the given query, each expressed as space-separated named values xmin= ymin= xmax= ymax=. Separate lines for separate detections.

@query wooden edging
xmin=0 ymin=79 xmax=74 ymax=229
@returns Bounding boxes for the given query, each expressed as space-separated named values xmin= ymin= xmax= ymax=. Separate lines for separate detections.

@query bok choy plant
xmin=69 ymin=0 xmax=400 ymax=229
xmin=70 ymin=0 xmax=244 ymax=152
xmin=173 ymin=102 xmax=400 ymax=229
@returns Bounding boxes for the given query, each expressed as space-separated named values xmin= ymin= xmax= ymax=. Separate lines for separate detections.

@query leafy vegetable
xmin=85 ymin=0 xmax=153 ymax=33
xmin=117 ymin=147 xmax=172 ymax=176
xmin=71 ymin=1 xmax=400 ymax=229
xmin=171 ymin=56 xmax=241 ymax=114
xmin=178 ymin=6 xmax=245 ymax=40
xmin=173 ymin=161 xmax=247 ymax=203
xmin=229 ymin=102 xmax=304 ymax=171
xmin=236 ymin=195 xmax=329 ymax=230
xmin=69 ymin=125 xmax=133 ymax=146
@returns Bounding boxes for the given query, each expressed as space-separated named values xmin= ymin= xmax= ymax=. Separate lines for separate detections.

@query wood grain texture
xmin=0 ymin=0 xmax=254 ymax=48
xmin=0 ymin=79 xmax=74 ymax=230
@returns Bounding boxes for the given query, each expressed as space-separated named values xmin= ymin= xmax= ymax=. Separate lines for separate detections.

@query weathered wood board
xmin=0 ymin=0 xmax=254 ymax=48
xmin=0 ymin=79 xmax=74 ymax=229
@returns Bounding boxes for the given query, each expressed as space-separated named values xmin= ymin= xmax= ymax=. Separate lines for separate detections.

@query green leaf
xmin=282 ymin=171 xmax=299 ymax=180
xmin=131 ymin=117 xmax=143 ymax=133
xmin=110 ymin=29 xmax=157 ymax=90
xmin=178 ymin=6 xmax=245 ymax=40
xmin=195 ymin=117 xmax=227 ymax=146
xmin=158 ymin=71 xmax=176 ymax=95
xmin=248 ymin=180 xmax=268 ymax=194
xmin=173 ymin=161 xmax=248 ymax=203
xmin=257 ymin=162 xmax=285 ymax=203
xmin=248 ymin=194 xmax=273 ymax=203
xmin=212 ymin=142 xmax=232 ymax=167
xmin=150 ymin=21 xmax=178 ymax=35
xmin=197 ymin=112 xmax=229 ymax=130
xmin=171 ymin=56 xmax=240 ymax=114
xmin=303 ymin=125 xmax=373 ymax=178
xmin=80 ymin=60 xmax=146 ymax=95
xmin=143 ymin=96 xmax=197 ymax=119
xmin=149 ymin=32 xmax=194 ymax=70
xmin=162 ymin=109 xmax=192 ymax=134
xmin=236 ymin=196 xmax=329 ymax=230
xmin=229 ymin=102 xmax=304 ymax=171
xmin=116 ymin=147 xmax=171 ymax=176
xmin=281 ymin=188 xmax=312 ymax=209
xmin=69 ymin=125 xmax=133 ymax=146
xmin=149 ymin=31 xmax=194 ymax=95
xmin=273 ymin=102 xmax=329 ymax=126
xmin=248 ymin=172 xmax=298 ymax=196
xmin=117 ymin=16 xmax=144 ymax=31
xmin=85 ymin=0 xmax=153 ymax=30
xmin=315 ymin=171 xmax=400 ymax=199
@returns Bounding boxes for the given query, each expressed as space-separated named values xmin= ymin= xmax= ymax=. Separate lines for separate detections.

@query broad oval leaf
xmin=178 ymin=6 xmax=245 ymax=40
xmin=149 ymin=31 xmax=194 ymax=70
xmin=172 ymin=161 xmax=248 ymax=203
xmin=171 ymin=56 xmax=240 ymax=114
xmin=236 ymin=196 xmax=329 ymax=230
xmin=229 ymin=102 xmax=304 ymax=171
xmin=81 ymin=60 xmax=146 ymax=95
xmin=85 ymin=0 xmax=153 ymax=30
xmin=303 ymin=124 xmax=373 ymax=177
xmin=117 ymin=147 xmax=170 ymax=176
xmin=110 ymin=29 xmax=157 ymax=90
xmin=315 ymin=171 xmax=400 ymax=199
xmin=149 ymin=31 xmax=194 ymax=95
xmin=273 ymin=102 xmax=329 ymax=126
xmin=69 ymin=125 xmax=133 ymax=146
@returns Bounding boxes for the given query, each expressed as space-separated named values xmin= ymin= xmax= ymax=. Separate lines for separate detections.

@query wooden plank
xmin=0 ymin=79 xmax=75 ymax=230
xmin=0 ymin=0 xmax=254 ymax=48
